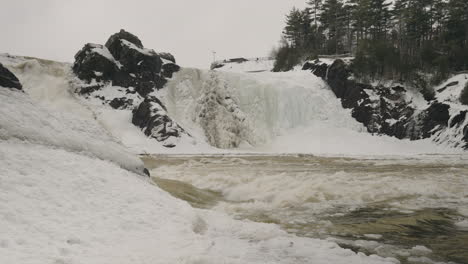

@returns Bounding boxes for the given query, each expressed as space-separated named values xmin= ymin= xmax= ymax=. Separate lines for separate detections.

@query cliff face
xmin=304 ymin=59 xmax=468 ymax=149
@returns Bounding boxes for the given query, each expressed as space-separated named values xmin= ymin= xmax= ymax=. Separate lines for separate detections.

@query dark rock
xmin=132 ymin=98 xmax=186 ymax=145
xmin=306 ymin=59 xmax=427 ymax=140
xmin=425 ymin=102 xmax=450 ymax=124
xmin=228 ymin=58 xmax=248 ymax=63
xmin=73 ymin=43 xmax=118 ymax=82
xmin=159 ymin=52 xmax=176 ymax=63
xmin=73 ymin=30 xmax=186 ymax=148
xmin=450 ymin=111 xmax=467 ymax=128
xmin=302 ymin=60 xmax=328 ymax=78
xmin=107 ymin=35 xmax=163 ymax=95
xmin=437 ymin=81 xmax=459 ymax=93
xmin=211 ymin=63 xmax=224 ymax=70
xmin=143 ymin=168 xmax=150 ymax=177
xmin=109 ymin=97 xmax=133 ymax=109
xmin=304 ymin=58 xmax=467 ymax=147
xmin=463 ymin=125 xmax=468 ymax=148
xmin=105 ymin=29 xmax=144 ymax=60
xmin=392 ymin=85 xmax=406 ymax=93
xmin=0 ymin=63 xmax=22 ymax=90
xmin=77 ymin=84 xmax=103 ymax=95
xmin=117 ymin=40 xmax=162 ymax=74
xmin=153 ymin=75 xmax=168 ymax=90
xmin=162 ymin=63 xmax=181 ymax=78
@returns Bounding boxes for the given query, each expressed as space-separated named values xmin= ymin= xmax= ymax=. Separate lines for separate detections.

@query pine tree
xmin=307 ymin=0 xmax=322 ymax=30
xmin=320 ymin=0 xmax=346 ymax=54
xmin=283 ymin=8 xmax=313 ymax=49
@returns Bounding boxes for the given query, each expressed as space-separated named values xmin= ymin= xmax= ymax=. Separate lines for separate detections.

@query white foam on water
xmin=151 ymin=155 xmax=468 ymax=229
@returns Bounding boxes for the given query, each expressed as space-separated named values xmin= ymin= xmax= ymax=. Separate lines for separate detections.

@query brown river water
xmin=142 ymin=154 xmax=468 ymax=264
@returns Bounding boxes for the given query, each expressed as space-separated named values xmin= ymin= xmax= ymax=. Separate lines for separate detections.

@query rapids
xmin=144 ymin=154 xmax=468 ymax=264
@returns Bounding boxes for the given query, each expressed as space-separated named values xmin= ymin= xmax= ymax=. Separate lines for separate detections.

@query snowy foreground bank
xmin=0 ymin=64 xmax=401 ymax=264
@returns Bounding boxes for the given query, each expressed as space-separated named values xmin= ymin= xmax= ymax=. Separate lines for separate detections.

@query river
xmin=142 ymin=154 xmax=468 ymax=264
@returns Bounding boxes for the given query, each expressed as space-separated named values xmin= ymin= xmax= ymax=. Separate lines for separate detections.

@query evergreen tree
xmin=275 ymin=0 xmax=468 ymax=80
xmin=283 ymin=8 xmax=313 ymax=49
xmin=320 ymin=0 xmax=346 ymax=54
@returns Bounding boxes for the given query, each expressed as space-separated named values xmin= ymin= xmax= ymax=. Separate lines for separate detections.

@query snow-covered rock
xmin=73 ymin=43 xmax=120 ymax=83
xmin=72 ymin=30 xmax=184 ymax=148
xmin=304 ymin=58 xmax=468 ymax=149
xmin=132 ymin=97 xmax=189 ymax=148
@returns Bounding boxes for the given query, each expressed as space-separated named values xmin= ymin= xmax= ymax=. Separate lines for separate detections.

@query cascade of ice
xmin=161 ymin=68 xmax=365 ymax=148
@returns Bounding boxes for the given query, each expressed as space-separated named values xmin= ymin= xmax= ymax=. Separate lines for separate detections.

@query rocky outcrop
xmin=0 ymin=63 xmax=22 ymax=90
xmin=73 ymin=30 xmax=186 ymax=148
xmin=105 ymin=29 xmax=144 ymax=60
xmin=73 ymin=43 xmax=118 ymax=83
xmin=132 ymin=98 xmax=187 ymax=148
xmin=73 ymin=29 xmax=174 ymax=97
xmin=304 ymin=59 xmax=466 ymax=147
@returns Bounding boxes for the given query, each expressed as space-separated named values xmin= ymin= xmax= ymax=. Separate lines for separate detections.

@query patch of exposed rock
xmin=0 ymin=63 xmax=22 ymax=90
xmin=304 ymin=59 xmax=467 ymax=148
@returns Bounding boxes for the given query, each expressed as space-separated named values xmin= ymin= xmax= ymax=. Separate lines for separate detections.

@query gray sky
xmin=0 ymin=0 xmax=306 ymax=69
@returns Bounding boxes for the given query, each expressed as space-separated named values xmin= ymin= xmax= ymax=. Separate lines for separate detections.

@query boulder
xmin=132 ymin=98 xmax=186 ymax=146
xmin=117 ymin=39 xmax=162 ymax=74
xmin=105 ymin=29 xmax=144 ymax=60
xmin=420 ymin=102 xmax=450 ymax=138
xmin=0 ymin=63 xmax=22 ymax=90
xmin=450 ymin=110 xmax=467 ymax=128
xmin=162 ymin=63 xmax=181 ymax=78
xmin=73 ymin=43 xmax=118 ymax=82
xmin=159 ymin=52 xmax=176 ymax=63
xmin=109 ymin=97 xmax=134 ymax=110
xmin=302 ymin=60 xmax=328 ymax=79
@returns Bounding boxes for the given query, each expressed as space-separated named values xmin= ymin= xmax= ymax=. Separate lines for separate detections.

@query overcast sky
xmin=0 ymin=0 xmax=306 ymax=68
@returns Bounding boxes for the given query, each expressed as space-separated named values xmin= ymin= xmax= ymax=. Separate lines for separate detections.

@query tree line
xmin=273 ymin=0 xmax=468 ymax=85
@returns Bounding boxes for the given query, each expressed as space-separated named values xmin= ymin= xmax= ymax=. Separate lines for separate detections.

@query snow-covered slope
xmin=212 ymin=57 xmax=274 ymax=73
xmin=0 ymin=55 xmax=145 ymax=174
